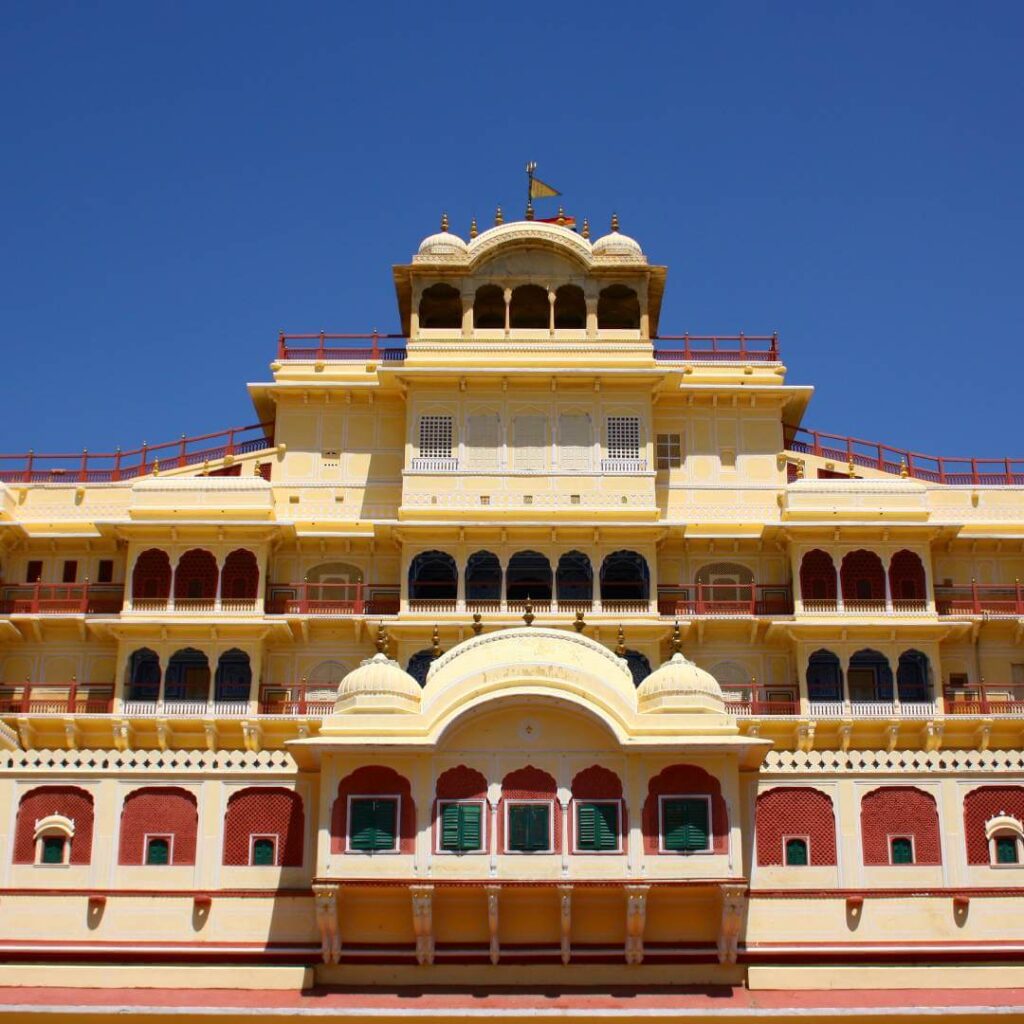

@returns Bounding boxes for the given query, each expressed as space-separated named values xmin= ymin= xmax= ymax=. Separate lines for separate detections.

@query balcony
xmin=657 ymin=583 xmax=794 ymax=617
xmin=0 ymin=683 xmax=114 ymax=715
xmin=936 ymin=583 xmax=1024 ymax=618
xmin=258 ymin=684 xmax=335 ymax=717
xmin=799 ymin=597 xmax=929 ymax=616
xmin=266 ymin=583 xmax=400 ymax=617
xmin=652 ymin=333 xmax=780 ymax=363
xmin=277 ymin=332 xmax=408 ymax=362
xmin=600 ymin=458 xmax=648 ymax=473
xmin=0 ymin=583 xmax=124 ymax=615
xmin=127 ymin=597 xmax=262 ymax=615
xmin=409 ymin=457 xmax=459 ymax=472
xmin=944 ymin=685 xmax=1024 ymax=716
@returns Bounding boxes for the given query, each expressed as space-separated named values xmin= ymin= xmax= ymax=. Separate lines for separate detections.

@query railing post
xmin=1016 ymin=579 xmax=1022 ymax=616
xmin=80 ymin=448 xmax=89 ymax=483
xmin=298 ymin=678 xmax=308 ymax=716
xmin=1006 ymin=459 xmax=1013 ymax=486
xmin=971 ymin=578 xmax=980 ymax=615
xmin=318 ymin=331 xmax=326 ymax=361
xmin=32 ymin=580 xmax=41 ymax=614
xmin=771 ymin=331 xmax=778 ymax=359
xmin=113 ymin=447 xmax=122 ymax=482
xmin=372 ymin=328 xmax=379 ymax=361
xmin=24 ymin=449 xmax=34 ymax=484
xmin=354 ymin=581 xmax=364 ymax=615
xmin=749 ymin=584 xmax=756 ymax=616
xmin=179 ymin=434 xmax=187 ymax=469
xmin=278 ymin=332 xmax=286 ymax=360
xmin=227 ymin=428 xmax=236 ymax=456
xmin=683 ymin=332 xmax=690 ymax=360
xmin=738 ymin=331 xmax=745 ymax=358
xmin=971 ymin=458 xmax=979 ymax=486
xmin=140 ymin=442 xmax=148 ymax=477
xmin=68 ymin=677 xmax=78 ymax=714
xmin=22 ymin=682 xmax=31 ymax=715
xmin=938 ymin=457 xmax=947 ymax=485
xmin=300 ymin=578 xmax=309 ymax=616
xmin=80 ymin=580 xmax=89 ymax=614
xmin=696 ymin=582 xmax=704 ymax=616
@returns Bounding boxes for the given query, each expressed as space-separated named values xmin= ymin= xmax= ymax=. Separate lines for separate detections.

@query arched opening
xmin=126 ymin=648 xmax=160 ymax=703
xmin=554 ymin=284 xmax=586 ymax=329
xmin=840 ymin=550 xmax=886 ymax=608
xmin=132 ymin=549 xmax=171 ymax=602
xmin=509 ymin=284 xmax=549 ymax=329
xmin=556 ymin=550 xmax=593 ymax=605
xmin=896 ymin=649 xmax=931 ymax=703
xmin=600 ymin=550 xmax=650 ymax=604
xmin=164 ymin=648 xmax=211 ymax=704
xmin=848 ymin=648 xmax=893 ymax=703
xmin=418 ymin=283 xmax=462 ymax=329
xmin=214 ymin=649 xmax=251 ymax=704
xmin=695 ymin=561 xmax=755 ymax=610
xmin=408 ymin=551 xmax=457 ymax=604
xmin=174 ymin=549 xmax=218 ymax=605
xmin=407 ymin=650 xmax=435 ymax=687
xmin=889 ymin=550 xmax=927 ymax=608
xmin=306 ymin=561 xmax=364 ymax=610
xmin=807 ymin=649 xmax=843 ymax=702
xmin=473 ymin=285 xmax=505 ymax=329
xmin=799 ymin=550 xmax=837 ymax=608
xmin=711 ymin=661 xmax=753 ymax=705
xmin=506 ymin=551 xmax=552 ymax=603
xmin=623 ymin=649 xmax=652 ymax=686
xmin=305 ymin=660 xmax=348 ymax=705
xmin=597 ymin=285 xmax=640 ymax=330
xmin=221 ymin=549 xmax=259 ymax=601
xmin=465 ymin=551 xmax=501 ymax=605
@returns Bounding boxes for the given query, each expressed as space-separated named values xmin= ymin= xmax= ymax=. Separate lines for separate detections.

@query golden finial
xmin=152 ymin=458 xmax=160 ymax=477
xmin=525 ymin=201 xmax=535 ymax=221
xmin=431 ymin=625 xmax=442 ymax=659
xmin=671 ymin=620 xmax=682 ymax=655
xmin=581 ymin=218 xmax=590 ymax=240
xmin=523 ymin=598 xmax=535 ymax=626
xmin=848 ymin=459 xmax=856 ymax=477
xmin=495 ymin=206 xmax=504 ymax=226
xmin=469 ymin=217 xmax=478 ymax=239
xmin=440 ymin=211 xmax=449 ymax=232
xmin=556 ymin=206 xmax=565 ymax=226
xmin=796 ymin=460 xmax=805 ymax=479
xmin=611 ymin=212 xmax=620 ymax=233
xmin=900 ymin=459 xmax=909 ymax=479
xmin=573 ymin=609 xmax=585 ymax=633
xmin=616 ymin=625 xmax=626 ymax=657
xmin=375 ymin=622 xmax=388 ymax=654
xmin=471 ymin=612 xmax=483 ymax=635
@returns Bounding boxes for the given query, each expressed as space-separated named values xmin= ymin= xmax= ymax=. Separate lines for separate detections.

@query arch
xmin=840 ymin=550 xmax=886 ymax=605
xmin=554 ymin=284 xmax=586 ymax=329
xmin=434 ymin=765 xmax=489 ymax=853
xmin=13 ymin=786 xmax=94 ymax=865
xmin=418 ymin=283 xmax=462 ymax=329
xmin=963 ymin=786 xmax=1024 ymax=865
xmin=597 ymin=284 xmax=640 ymax=329
xmin=223 ymin=787 xmax=304 ymax=867
xmin=889 ymin=550 xmax=926 ymax=605
xmin=331 ymin=765 xmax=415 ymax=855
xmin=465 ymin=551 xmax=501 ymax=603
xmin=132 ymin=549 xmax=171 ymax=601
xmin=509 ymin=284 xmax=549 ymax=329
xmin=221 ymin=549 xmax=259 ymax=600
xmin=408 ymin=550 xmax=457 ymax=602
xmin=807 ymin=650 xmax=843 ymax=702
xmin=642 ymin=764 xmax=728 ymax=855
xmin=164 ymin=648 xmax=210 ymax=703
xmin=600 ymin=550 xmax=650 ymax=603
xmin=174 ymin=549 xmax=218 ymax=602
xmin=307 ymin=562 xmax=363 ymax=585
xmin=407 ymin=650 xmax=435 ymax=687
xmin=896 ymin=649 xmax=931 ymax=703
xmin=861 ymin=786 xmax=941 ymax=865
xmin=848 ymin=648 xmax=893 ymax=702
xmin=506 ymin=551 xmax=552 ymax=602
xmin=126 ymin=648 xmax=161 ymax=703
xmin=571 ymin=765 xmax=625 ymax=853
xmin=306 ymin=660 xmax=347 ymax=702
xmin=623 ymin=649 xmax=652 ymax=686
xmin=799 ymin=550 xmax=836 ymax=606
xmin=710 ymin=660 xmax=752 ymax=705
xmin=756 ymin=787 xmax=837 ymax=866
xmin=556 ymin=550 xmax=593 ymax=604
xmin=696 ymin=561 xmax=753 ymax=608
xmin=473 ymin=284 xmax=505 ymax=329
xmin=118 ymin=787 xmax=198 ymax=865
xmin=214 ymin=649 xmax=251 ymax=703
xmin=499 ymin=765 xmax=560 ymax=852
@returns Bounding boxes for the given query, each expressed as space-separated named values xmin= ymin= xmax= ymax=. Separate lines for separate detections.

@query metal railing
xmin=266 ymin=583 xmax=400 ymax=616
xmin=944 ymin=686 xmax=1024 ymax=716
xmin=652 ymin=333 xmax=780 ymax=362
xmin=0 ymin=683 xmax=114 ymax=715
xmin=722 ymin=685 xmax=799 ymax=716
xmin=258 ymin=684 xmax=336 ymax=716
xmin=657 ymin=583 xmax=794 ymax=617
xmin=0 ymin=583 xmax=124 ymax=615
xmin=277 ymin=332 xmax=408 ymax=362
xmin=935 ymin=583 xmax=1024 ymax=617
xmin=126 ymin=596 xmax=262 ymax=615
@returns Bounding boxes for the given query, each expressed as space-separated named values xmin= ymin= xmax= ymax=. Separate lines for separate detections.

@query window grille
xmin=656 ymin=433 xmax=682 ymax=469
xmin=418 ymin=416 xmax=453 ymax=459
xmin=607 ymin=417 xmax=640 ymax=461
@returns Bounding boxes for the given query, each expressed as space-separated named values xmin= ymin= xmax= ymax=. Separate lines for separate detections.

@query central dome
xmin=334 ymin=653 xmax=421 ymax=714
xmin=637 ymin=652 xmax=726 ymax=714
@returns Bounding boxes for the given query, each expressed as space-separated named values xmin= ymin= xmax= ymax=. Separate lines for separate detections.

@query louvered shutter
xmin=372 ymin=799 xmax=397 ymax=850
xmin=465 ymin=413 xmax=500 ymax=470
xmin=459 ymin=804 xmax=482 ymax=851
xmin=577 ymin=803 xmax=596 ymax=850
xmin=559 ymin=414 xmax=592 ymax=471
xmin=594 ymin=803 xmax=618 ymax=851
xmin=508 ymin=804 xmax=529 ymax=851
xmin=350 ymin=798 xmax=397 ymax=851
xmin=440 ymin=803 xmax=461 ymax=851
xmin=526 ymin=805 xmax=550 ymax=851
xmin=512 ymin=415 xmax=547 ymax=471
xmin=662 ymin=798 xmax=709 ymax=852
xmin=253 ymin=838 xmax=276 ymax=865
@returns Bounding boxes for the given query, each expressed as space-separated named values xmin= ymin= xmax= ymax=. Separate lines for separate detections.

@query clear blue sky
xmin=2 ymin=1 xmax=1021 ymax=458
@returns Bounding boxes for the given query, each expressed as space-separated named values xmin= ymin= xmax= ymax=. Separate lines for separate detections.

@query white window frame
xmin=887 ymin=833 xmax=916 ymax=865
xmin=434 ymin=798 xmax=487 ymax=855
xmin=503 ymin=798 xmax=555 ymax=855
xmin=657 ymin=793 xmax=713 ymax=855
xmin=143 ymin=832 xmax=174 ymax=867
xmin=655 ymin=432 xmax=682 ymax=470
xmin=605 ymin=415 xmax=641 ymax=461
xmin=33 ymin=814 xmax=75 ymax=867
xmin=781 ymin=833 xmax=811 ymax=866
xmin=985 ymin=814 xmax=1024 ymax=868
xmin=571 ymin=798 xmax=624 ymax=855
xmin=249 ymin=833 xmax=279 ymax=866
xmin=345 ymin=794 xmax=401 ymax=855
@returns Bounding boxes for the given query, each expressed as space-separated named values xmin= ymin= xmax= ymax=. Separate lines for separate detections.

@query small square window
xmin=97 ymin=559 xmax=114 ymax=584
xmin=890 ymin=836 xmax=914 ymax=864
xmin=784 ymin=837 xmax=808 ymax=866
xmin=576 ymin=801 xmax=619 ymax=852
xmin=349 ymin=797 xmax=399 ymax=852
xmin=40 ymin=836 xmax=66 ymax=864
xmin=26 ymin=560 xmax=43 ymax=584
xmin=507 ymin=803 xmax=550 ymax=853
xmin=252 ymin=836 xmax=277 ymax=866
xmin=145 ymin=836 xmax=171 ymax=865
xmin=656 ymin=433 xmax=682 ymax=469
xmin=996 ymin=835 xmax=1019 ymax=865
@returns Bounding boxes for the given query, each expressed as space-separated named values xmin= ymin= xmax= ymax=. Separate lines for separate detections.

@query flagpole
xmin=526 ymin=161 xmax=536 ymax=220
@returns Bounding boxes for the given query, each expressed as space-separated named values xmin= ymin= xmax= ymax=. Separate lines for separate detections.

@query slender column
xmin=883 ymin=555 xmax=893 ymax=614
xmin=503 ymin=288 xmax=511 ymax=336
xmin=214 ymin=555 xmax=224 ymax=612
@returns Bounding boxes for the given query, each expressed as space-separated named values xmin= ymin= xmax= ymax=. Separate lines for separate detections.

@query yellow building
xmin=2 ymin=211 xmax=1024 ymax=1019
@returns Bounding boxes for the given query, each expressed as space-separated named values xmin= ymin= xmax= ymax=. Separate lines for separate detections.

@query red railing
xmin=0 ymin=423 xmax=274 ymax=484
xmin=278 ymin=332 xmax=408 ymax=361
xmin=944 ymin=685 xmax=1024 ymax=716
xmin=657 ymin=583 xmax=793 ymax=617
xmin=265 ymin=582 xmax=400 ymax=616
xmin=936 ymin=583 xmax=1024 ymax=617
xmin=722 ymin=684 xmax=799 ymax=716
xmin=0 ymin=583 xmax=124 ymax=615
xmin=0 ymin=682 xmax=114 ymax=715
xmin=257 ymin=684 xmax=337 ymax=716
xmin=652 ymin=333 xmax=780 ymax=362
xmin=787 ymin=427 xmax=1024 ymax=485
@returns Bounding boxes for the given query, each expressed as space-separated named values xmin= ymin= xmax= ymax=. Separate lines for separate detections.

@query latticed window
xmin=607 ymin=417 xmax=640 ymax=460
xmin=661 ymin=797 xmax=710 ymax=852
xmin=418 ymin=416 xmax=453 ymax=459
xmin=890 ymin=836 xmax=914 ymax=864
xmin=656 ymin=433 xmax=682 ymax=469
xmin=439 ymin=802 xmax=483 ymax=853
xmin=576 ymin=802 xmax=619 ymax=851
xmin=507 ymin=803 xmax=550 ymax=852
xmin=349 ymin=798 xmax=398 ymax=852
xmin=784 ymin=837 xmax=808 ymax=865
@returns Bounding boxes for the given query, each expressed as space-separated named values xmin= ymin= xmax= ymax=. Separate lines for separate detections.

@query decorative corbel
xmin=16 ymin=717 xmax=35 ymax=751
xmin=313 ymin=885 xmax=341 ymax=964
xmin=203 ymin=722 xmax=218 ymax=753
xmin=885 ymin=722 xmax=900 ymax=753
xmin=155 ymin=719 xmax=170 ymax=752
xmin=976 ymin=722 xmax=992 ymax=752
xmin=718 ymin=884 xmax=747 ymax=964
xmin=63 ymin=718 xmax=80 ymax=751
xmin=486 ymin=885 xmax=501 ymax=965
xmin=624 ymin=885 xmax=649 ymax=965
xmin=112 ymin=719 xmax=132 ymax=752
xmin=241 ymin=720 xmax=263 ymax=753
xmin=838 ymin=722 xmax=853 ymax=752
xmin=795 ymin=721 xmax=815 ymax=752
xmin=558 ymin=885 xmax=572 ymax=965
xmin=922 ymin=720 xmax=943 ymax=752
xmin=410 ymin=885 xmax=434 ymax=966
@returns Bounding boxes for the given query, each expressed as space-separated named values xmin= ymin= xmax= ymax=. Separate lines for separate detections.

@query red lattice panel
xmin=434 ymin=765 xmax=489 ymax=852
xmin=331 ymin=765 xmax=416 ymax=854
xmin=642 ymin=763 xmax=729 ymax=855
xmin=498 ymin=765 xmax=561 ymax=852
xmin=800 ymin=549 xmax=836 ymax=601
xmin=889 ymin=549 xmax=926 ymax=601
xmin=223 ymin=787 xmax=304 ymax=866
xmin=860 ymin=786 xmax=941 ymax=865
xmin=963 ymin=786 xmax=1024 ymax=865
xmin=174 ymin=549 xmax=218 ymax=600
xmin=118 ymin=787 xmax=198 ymax=865
xmin=13 ymin=786 xmax=94 ymax=864
xmin=132 ymin=549 xmax=171 ymax=600
xmin=756 ymin=786 xmax=837 ymax=865
xmin=221 ymin=549 xmax=259 ymax=600
xmin=840 ymin=549 xmax=886 ymax=601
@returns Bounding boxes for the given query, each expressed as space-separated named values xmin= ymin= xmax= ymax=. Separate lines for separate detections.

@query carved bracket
xmin=558 ymin=884 xmax=572 ymax=965
xmin=486 ymin=885 xmax=501 ymax=965
xmin=718 ymin=884 xmax=747 ymax=965
xmin=410 ymin=885 xmax=435 ymax=966
xmin=624 ymin=885 xmax=649 ymax=965
xmin=313 ymin=884 xmax=341 ymax=964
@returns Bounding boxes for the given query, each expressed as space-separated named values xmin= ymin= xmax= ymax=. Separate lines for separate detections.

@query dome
xmin=591 ymin=215 xmax=646 ymax=264
xmin=334 ymin=653 xmax=421 ymax=714
xmin=414 ymin=216 xmax=469 ymax=262
xmin=637 ymin=652 xmax=726 ymax=715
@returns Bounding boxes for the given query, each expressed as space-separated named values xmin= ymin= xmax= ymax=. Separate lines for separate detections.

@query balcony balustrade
xmin=651 ymin=333 xmax=780 ymax=362
xmin=0 ymin=682 xmax=114 ymax=715
xmin=943 ymin=685 xmax=1024 ymax=716
xmin=657 ymin=583 xmax=794 ymax=617
xmin=935 ymin=583 xmax=1024 ymax=617
xmin=257 ymin=684 xmax=336 ymax=717
xmin=266 ymin=583 xmax=400 ymax=616
xmin=0 ymin=583 xmax=124 ymax=615
xmin=127 ymin=596 xmax=262 ymax=615
xmin=277 ymin=332 xmax=408 ymax=362
xmin=600 ymin=458 xmax=648 ymax=473
xmin=799 ymin=597 xmax=929 ymax=616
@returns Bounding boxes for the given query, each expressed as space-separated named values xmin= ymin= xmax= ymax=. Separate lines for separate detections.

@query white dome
xmin=334 ymin=653 xmax=421 ymax=714
xmin=637 ymin=652 xmax=726 ymax=714
xmin=591 ymin=229 xmax=646 ymax=264
xmin=414 ymin=230 xmax=469 ymax=263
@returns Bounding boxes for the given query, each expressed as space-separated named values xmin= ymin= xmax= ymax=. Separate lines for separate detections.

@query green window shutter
xmin=577 ymin=802 xmax=618 ymax=851
xmin=440 ymin=803 xmax=462 ymax=850
xmin=527 ymin=804 xmax=550 ymax=851
xmin=146 ymin=837 xmax=169 ymax=865
xmin=508 ymin=804 xmax=529 ymax=851
xmin=890 ymin=837 xmax=914 ymax=864
xmin=577 ymin=803 xmax=597 ymax=850
xmin=458 ymin=804 xmax=482 ymax=851
xmin=508 ymin=803 xmax=550 ymax=852
xmin=252 ymin=837 xmax=275 ymax=865
xmin=996 ymin=835 xmax=1019 ymax=864
xmin=350 ymin=798 xmax=398 ymax=852
xmin=784 ymin=837 xmax=808 ymax=866
xmin=41 ymin=836 xmax=65 ymax=864
xmin=662 ymin=798 xmax=710 ymax=852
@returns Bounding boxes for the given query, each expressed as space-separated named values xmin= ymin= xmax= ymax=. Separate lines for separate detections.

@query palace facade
xmin=2 ymin=212 xmax=1024 ymax=1016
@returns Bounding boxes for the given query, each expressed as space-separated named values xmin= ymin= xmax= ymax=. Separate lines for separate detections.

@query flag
xmin=538 ymin=214 xmax=576 ymax=228
xmin=529 ymin=176 xmax=560 ymax=199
